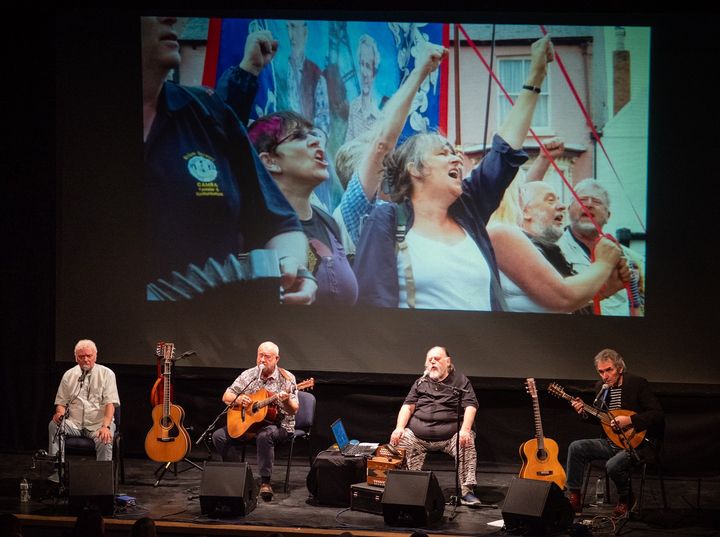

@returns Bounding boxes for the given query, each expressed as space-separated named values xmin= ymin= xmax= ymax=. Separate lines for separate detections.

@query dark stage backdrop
xmin=53 ymin=9 xmax=717 ymax=385
xmin=3 ymin=8 xmax=720 ymax=469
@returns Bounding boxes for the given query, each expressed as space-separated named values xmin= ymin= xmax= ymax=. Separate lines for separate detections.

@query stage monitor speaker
xmin=382 ymin=470 xmax=445 ymax=526
xmin=501 ymin=478 xmax=573 ymax=535
xmin=200 ymin=461 xmax=257 ymax=517
xmin=67 ymin=460 xmax=115 ymax=516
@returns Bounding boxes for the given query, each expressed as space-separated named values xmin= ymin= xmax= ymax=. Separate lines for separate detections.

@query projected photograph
xmin=143 ymin=16 xmax=649 ymax=317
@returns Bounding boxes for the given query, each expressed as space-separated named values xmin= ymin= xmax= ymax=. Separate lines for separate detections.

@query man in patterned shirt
xmin=212 ymin=341 xmax=298 ymax=501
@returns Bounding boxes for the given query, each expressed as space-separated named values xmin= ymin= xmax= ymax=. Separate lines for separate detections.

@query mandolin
xmin=519 ymin=378 xmax=567 ymax=490
xmin=145 ymin=343 xmax=191 ymax=463
xmin=548 ymin=382 xmax=645 ymax=449
xmin=228 ymin=378 xmax=314 ymax=438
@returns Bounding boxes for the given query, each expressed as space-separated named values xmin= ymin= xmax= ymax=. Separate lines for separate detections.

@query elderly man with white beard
xmin=389 ymin=346 xmax=481 ymax=506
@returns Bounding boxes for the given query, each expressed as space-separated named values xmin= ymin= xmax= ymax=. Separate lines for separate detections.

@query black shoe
xmin=259 ymin=483 xmax=273 ymax=502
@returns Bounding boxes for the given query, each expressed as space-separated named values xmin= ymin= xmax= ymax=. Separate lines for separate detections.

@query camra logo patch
xmin=186 ymin=153 xmax=218 ymax=182
xmin=184 ymin=151 xmax=224 ymax=197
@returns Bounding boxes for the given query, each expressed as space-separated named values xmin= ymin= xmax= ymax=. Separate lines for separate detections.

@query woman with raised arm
xmin=353 ymin=36 xmax=555 ymax=310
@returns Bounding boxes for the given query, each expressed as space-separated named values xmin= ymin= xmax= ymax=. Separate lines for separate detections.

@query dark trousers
xmin=212 ymin=425 xmax=289 ymax=480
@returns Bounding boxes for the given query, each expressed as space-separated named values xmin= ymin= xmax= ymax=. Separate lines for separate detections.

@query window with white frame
xmin=497 ymin=58 xmax=549 ymax=129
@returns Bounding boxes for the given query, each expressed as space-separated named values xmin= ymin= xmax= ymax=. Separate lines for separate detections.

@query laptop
xmin=330 ymin=418 xmax=378 ymax=457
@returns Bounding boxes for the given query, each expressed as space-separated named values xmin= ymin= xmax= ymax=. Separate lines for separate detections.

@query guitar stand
xmin=153 ymin=458 xmax=203 ymax=487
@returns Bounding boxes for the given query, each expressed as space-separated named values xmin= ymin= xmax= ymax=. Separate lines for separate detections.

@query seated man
xmin=48 ymin=339 xmax=120 ymax=482
xmin=212 ymin=341 xmax=298 ymax=502
xmin=389 ymin=346 xmax=481 ymax=505
xmin=565 ymin=348 xmax=664 ymax=517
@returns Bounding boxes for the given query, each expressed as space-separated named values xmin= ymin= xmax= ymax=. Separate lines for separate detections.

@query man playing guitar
xmin=212 ymin=341 xmax=298 ymax=502
xmin=565 ymin=349 xmax=664 ymax=517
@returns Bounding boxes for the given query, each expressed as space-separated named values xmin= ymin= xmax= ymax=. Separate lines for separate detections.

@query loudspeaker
xmin=67 ymin=460 xmax=115 ymax=516
xmin=200 ymin=462 xmax=257 ymax=517
xmin=501 ymin=478 xmax=573 ymax=535
xmin=382 ymin=470 xmax=445 ymax=526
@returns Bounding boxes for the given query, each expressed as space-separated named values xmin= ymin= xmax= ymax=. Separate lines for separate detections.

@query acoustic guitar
xmin=548 ymin=382 xmax=645 ymax=449
xmin=519 ymin=378 xmax=567 ymax=490
xmin=228 ymin=378 xmax=314 ymax=438
xmin=145 ymin=343 xmax=191 ymax=463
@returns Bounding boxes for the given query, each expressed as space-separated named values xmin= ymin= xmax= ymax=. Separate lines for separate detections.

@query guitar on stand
xmin=145 ymin=342 xmax=200 ymax=486
xmin=227 ymin=379 xmax=315 ymax=438
xmin=548 ymin=382 xmax=645 ymax=449
xmin=519 ymin=378 xmax=567 ymax=490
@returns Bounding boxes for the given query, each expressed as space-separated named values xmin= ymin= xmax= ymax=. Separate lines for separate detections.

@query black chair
xmin=581 ymin=440 xmax=668 ymax=513
xmin=241 ymin=390 xmax=317 ymax=492
xmin=64 ymin=404 xmax=125 ymax=486
xmin=283 ymin=391 xmax=316 ymax=491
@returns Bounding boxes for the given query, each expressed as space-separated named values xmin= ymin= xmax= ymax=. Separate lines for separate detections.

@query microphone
xmin=256 ymin=363 xmax=265 ymax=381
xmin=418 ymin=367 xmax=431 ymax=384
xmin=593 ymin=383 xmax=609 ymax=407
xmin=78 ymin=367 xmax=89 ymax=384
xmin=178 ymin=350 xmax=196 ymax=360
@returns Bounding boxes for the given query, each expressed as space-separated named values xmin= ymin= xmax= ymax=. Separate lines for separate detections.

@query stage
xmin=1 ymin=452 xmax=718 ymax=537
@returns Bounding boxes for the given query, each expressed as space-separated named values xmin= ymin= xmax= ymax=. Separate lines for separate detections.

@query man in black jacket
xmin=566 ymin=349 xmax=664 ymax=517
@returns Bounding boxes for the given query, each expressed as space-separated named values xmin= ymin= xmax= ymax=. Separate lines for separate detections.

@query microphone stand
xmin=195 ymin=373 xmax=259 ymax=449
xmin=52 ymin=373 xmax=85 ymax=494
xmin=599 ymin=398 xmax=641 ymax=527
xmin=430 ymin=380 xmax=495 ymax=517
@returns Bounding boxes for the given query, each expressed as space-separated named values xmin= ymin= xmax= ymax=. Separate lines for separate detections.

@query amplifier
xmin=350 ymin=482 xmax=385 ymax=515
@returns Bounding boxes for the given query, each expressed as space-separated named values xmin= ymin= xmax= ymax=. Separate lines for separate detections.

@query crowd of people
xmin=142 ymin=16 xmax=644 ymax=316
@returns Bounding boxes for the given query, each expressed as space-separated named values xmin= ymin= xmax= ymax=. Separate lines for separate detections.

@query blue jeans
xmin=566 ymin=438 xmax=633 ymax=498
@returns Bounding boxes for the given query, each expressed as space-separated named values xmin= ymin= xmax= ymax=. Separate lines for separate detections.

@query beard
xmin=539 ymin=224 xmax=563 ymax=243
xmin=571 ymin=218 xmax=602 ymax=239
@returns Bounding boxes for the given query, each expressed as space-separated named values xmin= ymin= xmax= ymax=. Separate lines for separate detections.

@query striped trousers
xmin=398 ymin=428 xmax=477 ymax=495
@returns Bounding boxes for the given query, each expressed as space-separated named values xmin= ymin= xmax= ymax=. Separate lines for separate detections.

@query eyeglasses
xmin=577 ymin=196 xmax=607 ymax=208
xmin=275 ymin=127 xmax=325 ymax=147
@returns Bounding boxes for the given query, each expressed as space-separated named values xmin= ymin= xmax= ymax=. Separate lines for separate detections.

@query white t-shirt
xmin=398 ymin=228 xmax=492 ymax=310
xmin=499 ymin=271 xmax=555 ymax=313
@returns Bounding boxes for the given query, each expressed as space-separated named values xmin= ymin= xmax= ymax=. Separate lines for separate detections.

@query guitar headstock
xmin=155 ymin=342 xmax=165 ymax=359
xmin=297 ymin=378 xmax=315 ymax=391
xmin=525 ymin=378 xmax=537 ymax=398
xmin=161 ymin=342 xmax=175 ymax=363
xmin=548 ymin=382 xmax=565 ymax=398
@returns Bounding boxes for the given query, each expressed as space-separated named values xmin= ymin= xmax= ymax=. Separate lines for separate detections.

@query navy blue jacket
xmin=353 ymin=134 xmax=527 ymax=310
xmin=144 ymin=81 xmax=300 ymax=283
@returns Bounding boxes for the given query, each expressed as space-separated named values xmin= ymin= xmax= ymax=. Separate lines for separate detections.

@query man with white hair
xmin=557 ymin=179 xmax=645 ymax=316
xmin=212 ymin=341 xmax=298 ymax=502
xmin=48 ymin=340 xmax=120 ymax=481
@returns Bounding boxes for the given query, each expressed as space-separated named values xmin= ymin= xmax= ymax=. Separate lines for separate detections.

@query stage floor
xmin=1 ymin=451 xmax=718 ymax=537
